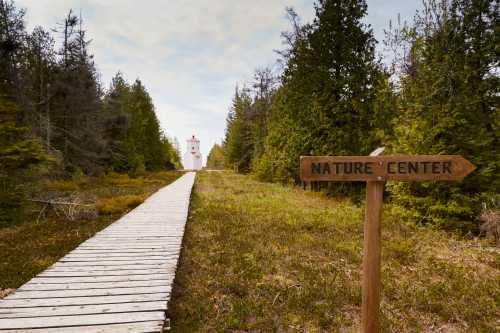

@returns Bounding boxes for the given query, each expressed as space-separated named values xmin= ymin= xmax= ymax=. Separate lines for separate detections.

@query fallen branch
xmin=29 ymin=199 xmax=94 ymax=207
xmin=29 ymin=197 xmax=98 ymax=221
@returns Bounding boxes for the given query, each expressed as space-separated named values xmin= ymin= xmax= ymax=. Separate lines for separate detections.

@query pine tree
xmin=24 ymin=26 xmax=56 ymax=144
xmin=207 ymin=143 xmax=224 ymax=169
xmin=1 ymin=2 xmax=182 ymax=177
xmin=223 ymin=87 xmax=253 ymax=172
xmin=248 ymin=68 xmax=275 ymax=164
xmin=49 ymin=10 xmax=104 ymax=173
xmin=102 ymin=72 xmax=131 ymax=170
xmin=105 ymin=77 xmax=178 ymax=174
xmin=254 ymin=0 xmax=393 ymax=183
xmin=0 ymin=96 xmax=47 ymax=226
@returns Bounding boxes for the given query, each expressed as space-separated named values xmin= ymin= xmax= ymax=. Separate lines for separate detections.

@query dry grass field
xmin=168 ymin=171 xmax=499 ymax=332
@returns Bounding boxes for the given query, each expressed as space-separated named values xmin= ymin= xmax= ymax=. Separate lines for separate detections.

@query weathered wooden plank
xmin=89 ymin=235 xmax=181 ymax=238
xmin=19 ymin=279 xmax=170 ymax=291
xmin=56 ymin=258 xmax=178 ymax=264
xmin=39 ymin=269 xmax=172 ymax=277
xmin=93 ymin=231 xmax=184 ymax=235
xmin=0 ymin=293 xmax=170 ymax=308
xmin=80 ymin=242 xmax=179 ymax=246
xmin=300 ymin=155 xmax=476 ymax=181
xmin=0 ymin=311 xmax=165 ymax=330
xmin=0 ymin=300 xmax=166 ymax=319
xmin=102 ymin=220 xmax=185 ymax=223
xmin=64 ymin=250 xmax=175 ymax=255
xmin=30 ymin=274 xmax=172 ymax=284
xmin=81 ymin=241 xmax=178 ymax=245
xmin=89 ymin=233 xmax=176 ymax=237
xmin=89 ymin=228 xmax=176 ymax=231
xmin=57 ymin=258 xmax=176 ymax=265
xmin=84 ymin=239 xmax=172 ymax=242
xmin=79 ymin=240 xmax=182 ymax=244
xmin=49 ymin=263 xmax=174 ymax=270
xmin=96 ymin=223 xmax=187 ymax=227
xmin=113 ymin=223 xmax=183 ymax=226
xmin=79 ymin=238 xmax=176 ymax=242
xmin=40 ymin=266 xmax=174 ymax=275
xmin=0 ymin=321 xmax=164 ymax=333
xmin=106 ymin=219 xmax=186 ymax=222
xmin=44 ymin=268 xmax=171 ymax=275
xmin=86 ymin=235 xmax=180 ymax=239
xmin=70 ymin=248 xmax=181 ymax=253
xmin=90 ymin=233 xmax=181 ymax=236
xmin=47 ymin=265 xmax=175 ymax=272
xmin=95 ymin=227 xmax=182 ymax=230
xmin=113 ymin=215 xmax=187 ymax=218
xmin=62 ymin=254 xmax=177 ymax=260
xmin=90 ymin=234 xmax=182 ymax=238
xmin=102 ymin=223 xmax=184 ymax=226
xmin=8 ymin=285 xmax=171 ymax=299
xmin=81 ymin=236 xmax=181 ymax=240
xmin=68 ymin=247 xmax=173 ymax=252
xmin=85 ymin=236 xmax=182 ymax=240
xmin=75 ymin=246 xmax=178 ymax=250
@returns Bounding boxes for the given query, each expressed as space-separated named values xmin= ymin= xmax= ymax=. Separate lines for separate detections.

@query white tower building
xmin=183 ymin=135 xmax=203 ymax=170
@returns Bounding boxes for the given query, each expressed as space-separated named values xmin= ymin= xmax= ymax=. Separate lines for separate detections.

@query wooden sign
xmin=299 ymin=149 xmax=476 ymax=333
xmin=300 ymin=155 xmax=476 ymax=182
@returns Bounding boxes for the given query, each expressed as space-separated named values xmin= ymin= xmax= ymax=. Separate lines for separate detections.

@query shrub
xmin=480 ymin=195 xmax=500 ymax=246
xmin=102 ymin=172 xmax=130 ymax=185
xmin=96 ymin=194 xmax=146 ymax=215
xmin=44 ymin=180 xmax=79 ymax=192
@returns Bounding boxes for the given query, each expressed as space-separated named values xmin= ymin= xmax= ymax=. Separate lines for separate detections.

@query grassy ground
xmin=168 ymin=171 xmax=499 ymax=332
xmin=0 ymin=171 xmax=181 ymax=292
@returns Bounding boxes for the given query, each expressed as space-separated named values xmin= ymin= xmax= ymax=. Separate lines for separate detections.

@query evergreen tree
xmin=0 ymin=1 xmax=23 ymax=90
xmin=49 ymin=10 xmax=104 ymax=174
xmin=0 ymin=1 xmax=48 ymax=225
xmin=223 ymin=87 xmax=253 ymax=172
xmin=207 ymin=143 xmax=224 ymax=169
xmin=248 ymin=68 xmax=276 ymax=164
xmin=254 ymin=0 xmax=393 ymax=183
xmin=0 ymin=95 xmax=47 ymax=226
xmin=103 ymin=75 xmax=179 ymax=173
xmin=24 ymin=26 xmax=56 ymax=144
xmin=102 ymin=72 xmax=131 ymax=170
xmin=2 ymin=1 xmax=181 ymax=178
xmin=388 ymin=0 xmax=499 ymax=230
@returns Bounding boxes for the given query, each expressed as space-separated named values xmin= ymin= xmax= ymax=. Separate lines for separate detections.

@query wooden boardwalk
xmin=0 ymin=172 xmax=196 ymax=333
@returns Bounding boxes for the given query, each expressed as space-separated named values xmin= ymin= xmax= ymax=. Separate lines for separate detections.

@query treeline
xmin=221 ymin=0 xmax=499 ymax=231
xmin=103 ymin=73 xmax=181 ymax=173
xmin=206 ymin=143 xmax=224 ymax=169
xmin=0 ymin=0 xmax=180 ymax=224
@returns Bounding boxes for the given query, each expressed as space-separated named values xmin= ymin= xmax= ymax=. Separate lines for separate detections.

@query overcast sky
xmin=17 ymin=0 xmax=421 ymax=166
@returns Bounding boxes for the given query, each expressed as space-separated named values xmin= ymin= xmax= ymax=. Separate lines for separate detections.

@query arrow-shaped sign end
xmin=457 ymin=156 xmax=477 ymax=179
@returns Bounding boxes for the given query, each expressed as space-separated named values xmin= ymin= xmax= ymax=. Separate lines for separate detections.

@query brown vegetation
xmin=168 ymin=171 xmax=499 ymax=332
xmin=0 ymin=171 xmax=181 ymax=291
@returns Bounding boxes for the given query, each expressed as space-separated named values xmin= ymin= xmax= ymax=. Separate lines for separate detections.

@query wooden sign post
xmin=299 ymin=149 xmax=476 ymax=333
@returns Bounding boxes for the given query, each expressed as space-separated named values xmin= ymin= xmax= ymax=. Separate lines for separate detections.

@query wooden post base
xmin=362 ymin=180 xmax=385 ymax=333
